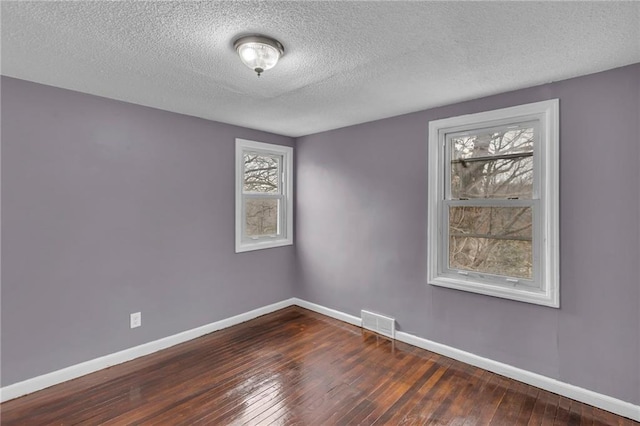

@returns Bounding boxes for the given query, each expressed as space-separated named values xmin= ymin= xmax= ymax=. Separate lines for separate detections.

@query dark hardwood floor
xmin=1 ymin=307 xmax=637 ymax=425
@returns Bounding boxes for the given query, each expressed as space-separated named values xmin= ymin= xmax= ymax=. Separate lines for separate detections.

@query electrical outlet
xmin=130 ymin=312 xmax=141 ymax=329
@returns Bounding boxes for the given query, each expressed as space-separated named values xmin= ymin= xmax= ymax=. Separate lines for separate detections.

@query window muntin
xmin=427 ymin=100 xmax=559 ymax=307
xmin=235 ymin=139 xmax=293 ymax=252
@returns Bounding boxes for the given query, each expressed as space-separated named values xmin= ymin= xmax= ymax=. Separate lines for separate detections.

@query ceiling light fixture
xmin=234 ymin=35 xmax=284 ymax=77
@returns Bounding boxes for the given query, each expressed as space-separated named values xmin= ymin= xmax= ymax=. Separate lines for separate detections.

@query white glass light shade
xmin=234 ymin=35 xmax=284 ymax=76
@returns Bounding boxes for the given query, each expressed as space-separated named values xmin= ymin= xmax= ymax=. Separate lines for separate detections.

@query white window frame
xmin=235 ymin=138 xmax=293 ymax=253
xmin=427 ymin=100 xmax=559 ymax=307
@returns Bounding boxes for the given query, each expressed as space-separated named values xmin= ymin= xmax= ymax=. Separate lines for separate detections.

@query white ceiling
xmin=2 ymin=1 xmax=639 ymax=137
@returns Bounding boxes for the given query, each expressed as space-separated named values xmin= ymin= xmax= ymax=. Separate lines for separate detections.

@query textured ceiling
xmin=2 ymin=1 xmax=639 ymax=137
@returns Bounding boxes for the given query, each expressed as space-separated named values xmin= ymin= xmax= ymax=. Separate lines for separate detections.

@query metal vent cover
xmin=361 ymin=310 xmax=395 ymax=339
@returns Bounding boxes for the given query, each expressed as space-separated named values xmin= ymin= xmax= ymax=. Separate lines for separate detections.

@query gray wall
xmin=1 ymin=76 xmax=296 ymax=386
xmin=296 ymin=63 xmax=640 ymax=404
xmin=2 ymin=64 xmax=639 ymax=406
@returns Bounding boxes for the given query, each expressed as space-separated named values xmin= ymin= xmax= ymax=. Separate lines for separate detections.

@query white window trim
xmin=427 ymin=100 xmax=559 ymax=308
xmin=235 ymin=138 xmax=293 ymax=253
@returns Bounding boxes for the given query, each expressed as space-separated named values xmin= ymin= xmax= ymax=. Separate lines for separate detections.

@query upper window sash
xmin=242 ymin=151 xmax=283 ymax=195
xmin=443 ymin=121 xmax=540 ymax=202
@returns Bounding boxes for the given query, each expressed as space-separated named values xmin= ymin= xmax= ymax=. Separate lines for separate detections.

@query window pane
xmin=243 ymin=153 xmax=280 ymax=193
xmin=245 ymin=198 xmax=279 ymax=237
xmin=452 ymin=127 xmax=534 ymax=160
xmin=450 ymin=126 xmax=534 ymax=199
xmin=451 ymin=156 xmax=533 ymax=199
xmin=449 ymin=206 xmax=532 ymax=279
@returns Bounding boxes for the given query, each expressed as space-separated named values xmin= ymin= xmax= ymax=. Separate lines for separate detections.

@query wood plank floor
xmin=1 ymin=307 xmax=638 ymax=425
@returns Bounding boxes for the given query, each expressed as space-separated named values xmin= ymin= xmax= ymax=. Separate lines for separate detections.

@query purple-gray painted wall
xmin=1 ymin=76 xmax=296 ymax=386
xmin=296 ymin=63 xmax=640 ymax=404
xmin=2 ymin=64 xmax=639 ymax=406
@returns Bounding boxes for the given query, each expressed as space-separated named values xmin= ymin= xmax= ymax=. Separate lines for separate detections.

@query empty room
xmin=1 ymin=1 xmax=639 ymax=425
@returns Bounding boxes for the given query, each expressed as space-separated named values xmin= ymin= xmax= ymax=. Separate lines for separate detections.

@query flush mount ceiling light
xmin=234 ymin=35 xmax=284 ymax=77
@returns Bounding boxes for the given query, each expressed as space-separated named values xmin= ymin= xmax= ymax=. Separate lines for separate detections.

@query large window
xmin=235 ymin=139 xmax=293 ymax=252
xmin=427 ymin=100 xmax=559 ymax=307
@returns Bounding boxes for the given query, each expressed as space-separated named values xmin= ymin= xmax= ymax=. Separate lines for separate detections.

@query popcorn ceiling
xmin=2 ymin=1 xmax=638 ymax=137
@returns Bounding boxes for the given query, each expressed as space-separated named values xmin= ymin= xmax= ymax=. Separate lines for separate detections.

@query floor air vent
xmin=361 ymin=310 xmax=395 ymax=339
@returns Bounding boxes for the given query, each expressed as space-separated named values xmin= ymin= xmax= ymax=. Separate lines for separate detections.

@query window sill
xmin=235 ymin=238 xmax=293 ymax=253
xmin=428 ymin=275 xmax=559 ymax=308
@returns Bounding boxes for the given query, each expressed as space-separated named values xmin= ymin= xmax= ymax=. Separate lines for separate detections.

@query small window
xmin=235 ymin=139 xmax=293 ymax=252
xmin=427 ymin=100 xmax=559 ymax=307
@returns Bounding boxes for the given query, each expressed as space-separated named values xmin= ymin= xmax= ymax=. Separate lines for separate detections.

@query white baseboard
xmin=0 ymin=298 xmax=296 ymax=403
xmin=395 ymin=332 xmax=640 ymax=422
xmin=291 ymin=298 xmax=361 ymax=326
xmin=2 ymin=297 xmax=638 ymax=422
xmin=293 ymin=298 xmax=639 ymax=422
